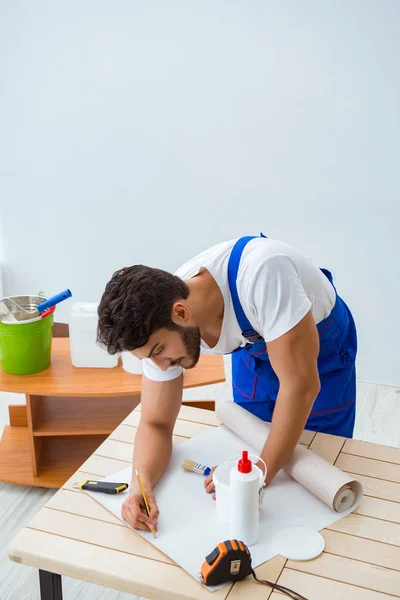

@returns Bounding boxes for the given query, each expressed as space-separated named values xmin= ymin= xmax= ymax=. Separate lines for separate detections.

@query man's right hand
xmin=120 ymin=373 xmax=183 ymax=533
xmin=121 ymin=490 xmax=159 ymax=532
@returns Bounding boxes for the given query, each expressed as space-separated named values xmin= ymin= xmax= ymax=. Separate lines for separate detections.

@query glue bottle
xmin=229 ymin=450 xmax=261 ymax=546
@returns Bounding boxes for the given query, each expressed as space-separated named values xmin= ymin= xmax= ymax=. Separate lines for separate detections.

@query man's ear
xmin=171 ymin=302 xmax=191 ymax=324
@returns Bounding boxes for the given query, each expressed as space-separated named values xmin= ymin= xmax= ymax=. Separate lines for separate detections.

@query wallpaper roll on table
xmin=215 ymin=400 xmax=363 ymax=513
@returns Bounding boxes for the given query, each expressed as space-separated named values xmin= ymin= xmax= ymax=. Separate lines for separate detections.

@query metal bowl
xmin=0 ymin=294 xmax=47 ymax=324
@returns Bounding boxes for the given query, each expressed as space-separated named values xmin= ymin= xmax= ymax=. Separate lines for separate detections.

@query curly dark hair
xmin=97 ymin=265 xmax=190 ymax=354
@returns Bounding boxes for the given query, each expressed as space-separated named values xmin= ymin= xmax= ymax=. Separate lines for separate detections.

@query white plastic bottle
xmin=229 ymin=450 xmax=261 ymax=546
xmin=69 ymin=302 xmax=119 ymax=368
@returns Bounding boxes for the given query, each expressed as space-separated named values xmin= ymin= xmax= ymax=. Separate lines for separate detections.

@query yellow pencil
xmin=135 ymin=468 xmax=157 ymax=538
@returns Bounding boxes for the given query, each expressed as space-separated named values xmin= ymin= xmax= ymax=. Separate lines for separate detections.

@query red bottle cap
xmin=238 ymin=450 xmax=252 ymax=473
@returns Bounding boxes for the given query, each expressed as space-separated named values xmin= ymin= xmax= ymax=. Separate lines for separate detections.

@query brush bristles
xmin=181 ymin=459 xmax=197 ymax=472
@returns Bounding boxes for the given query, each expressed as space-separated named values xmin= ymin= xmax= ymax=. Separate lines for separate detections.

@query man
xmin=97 ymin=234 xmax=357 ymax=534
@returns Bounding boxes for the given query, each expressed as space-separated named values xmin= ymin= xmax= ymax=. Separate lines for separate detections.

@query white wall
xmin=0 ymin=1 xmax=399 ymax=384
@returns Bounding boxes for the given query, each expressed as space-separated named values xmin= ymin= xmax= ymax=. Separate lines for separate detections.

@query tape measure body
xmin=200 ymin=540 xmax=253 ymax=586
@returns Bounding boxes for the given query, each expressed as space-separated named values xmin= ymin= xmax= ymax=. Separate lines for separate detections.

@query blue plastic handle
xmin=37 ymin=289 xmax=72 ymax=313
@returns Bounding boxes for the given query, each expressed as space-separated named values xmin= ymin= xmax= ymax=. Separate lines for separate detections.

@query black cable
xmin=251 ymin=569 xmax=309 ymax=600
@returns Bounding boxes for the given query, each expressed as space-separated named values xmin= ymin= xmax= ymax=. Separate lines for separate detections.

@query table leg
xmin=39 ymin=570 xmax=63 ymax=600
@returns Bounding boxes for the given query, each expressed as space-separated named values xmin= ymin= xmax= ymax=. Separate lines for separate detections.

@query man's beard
xmin=173 ymin=324 xmax=201 ymax=369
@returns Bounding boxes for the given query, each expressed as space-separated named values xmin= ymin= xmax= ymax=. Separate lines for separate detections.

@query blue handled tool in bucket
xmin=37 ymin=290 xmax=72 ymax=314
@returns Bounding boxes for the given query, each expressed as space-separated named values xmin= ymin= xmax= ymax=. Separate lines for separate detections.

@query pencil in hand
xmin=135 ymin=469 xmax=157 ymax=539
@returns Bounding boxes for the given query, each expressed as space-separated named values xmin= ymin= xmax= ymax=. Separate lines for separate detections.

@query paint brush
xmin=181 ymin=459 xmax=211 ymax=477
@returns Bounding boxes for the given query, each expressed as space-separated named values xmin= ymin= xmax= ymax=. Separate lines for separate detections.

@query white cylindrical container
xmin=229 ymin=450 xmax=261 ymax=546
xmin=121 ymin=351 xmax=143 ymax=374
xmin=69 ymin=302 xmax=119 ymax=368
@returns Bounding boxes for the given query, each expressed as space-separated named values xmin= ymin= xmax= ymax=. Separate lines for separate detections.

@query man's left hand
xmin=204 ymin=466 xmax=217 ymax=499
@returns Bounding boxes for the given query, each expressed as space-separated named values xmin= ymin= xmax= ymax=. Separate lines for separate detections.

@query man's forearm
xmin=261 ymin=388 xmax=317 ymax=485
xmin=131 ymin=422 xmax=173 ymax=491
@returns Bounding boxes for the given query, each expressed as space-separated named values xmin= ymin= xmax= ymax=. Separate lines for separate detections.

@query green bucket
xmin=0 ymin=296 xmax=54 ymax=375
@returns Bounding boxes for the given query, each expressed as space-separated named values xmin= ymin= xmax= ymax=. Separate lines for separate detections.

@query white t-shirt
xmin=142 ymin=237 xmax=336 ymax=382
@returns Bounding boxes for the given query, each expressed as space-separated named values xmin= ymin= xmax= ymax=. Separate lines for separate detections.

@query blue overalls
xmin=228 ymin=235 xmax=357 ymax=438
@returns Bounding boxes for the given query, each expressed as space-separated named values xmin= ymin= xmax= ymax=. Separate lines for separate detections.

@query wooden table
xmin=8 ymin=404 xmax=400 ymax=600
xmin=0 ymin=338 xmax=224 ymax=488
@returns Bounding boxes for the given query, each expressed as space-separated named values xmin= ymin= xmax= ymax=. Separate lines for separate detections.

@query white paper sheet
xmin=85 ymin=425 xmax=362 ymax=591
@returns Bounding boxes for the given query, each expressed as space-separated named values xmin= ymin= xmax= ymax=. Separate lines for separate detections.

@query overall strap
xmin=227 ymin=233 xmax=267 ymax=343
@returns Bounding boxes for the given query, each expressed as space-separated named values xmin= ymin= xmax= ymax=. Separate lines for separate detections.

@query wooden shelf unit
xmin=29 ymin=394 xmax=138 ymax=437
xmin=25 ymin=393 xmax=139 ymax=483
xmin=0 ymin=338 xmax=225 ymax=488
xmin=0 ymin=426 xmax=107 ymax=488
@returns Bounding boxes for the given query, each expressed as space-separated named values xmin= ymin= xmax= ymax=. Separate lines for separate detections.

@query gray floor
xmin=1 ymin=379 xmax=399 ymax=599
